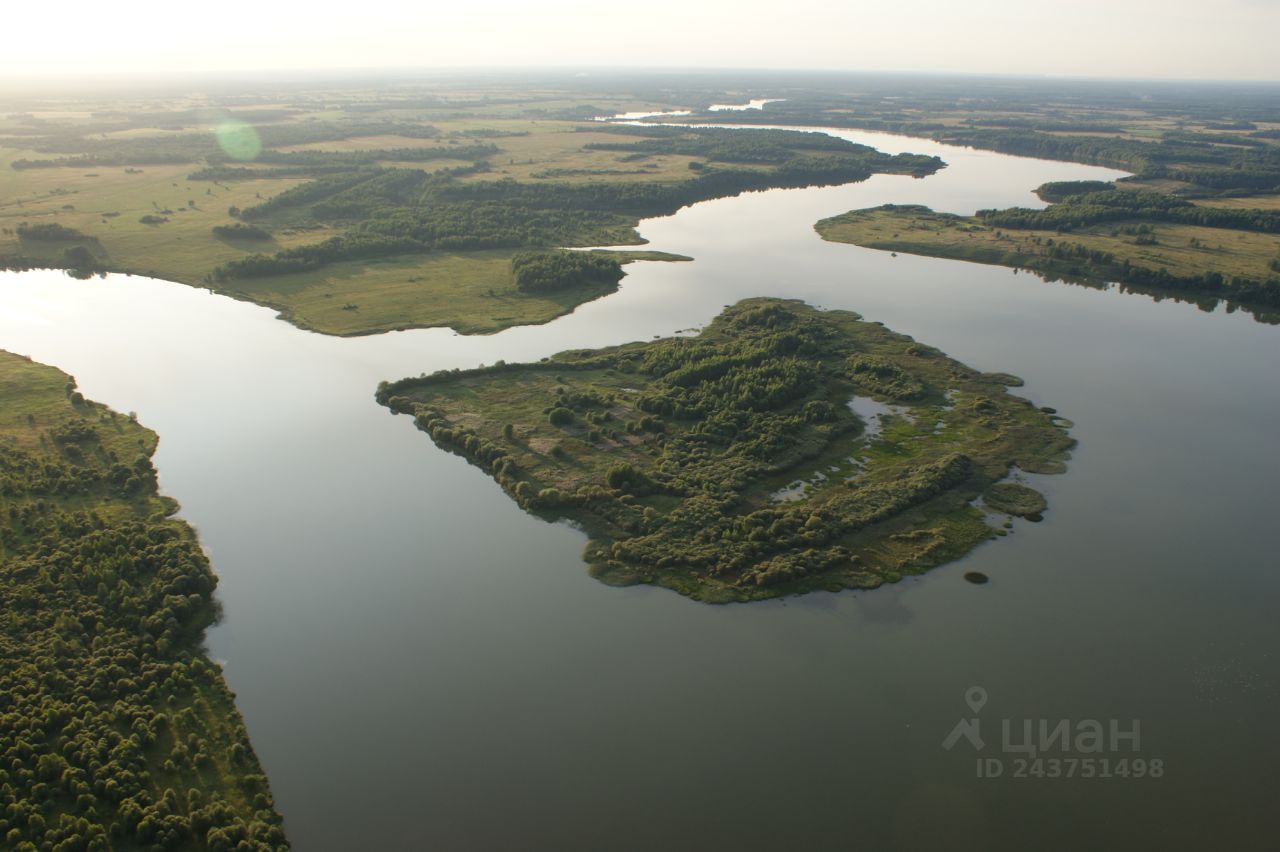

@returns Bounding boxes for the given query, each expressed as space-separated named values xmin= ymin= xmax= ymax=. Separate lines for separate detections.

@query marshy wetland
xmin=2 ymin=109 xmax=1278 ymax=852
xmin=378 ymin=298 xmax=1071 ymax=601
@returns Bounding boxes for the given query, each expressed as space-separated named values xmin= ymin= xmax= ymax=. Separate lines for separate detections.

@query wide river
xmin=1 ymin=126 xmax=1277 ymax=851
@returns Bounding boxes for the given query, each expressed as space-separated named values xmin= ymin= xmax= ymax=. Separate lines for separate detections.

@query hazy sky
xmin=5 ymin=0 xmax=1278 ymax=81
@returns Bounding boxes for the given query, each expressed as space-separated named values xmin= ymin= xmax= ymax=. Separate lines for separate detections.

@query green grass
xmin=377 ymin=299 xmax=1073 ymax=602
xmin=0 ymin=153 xmax=326 ymax=284
xmin=1195 ymin=193 xmax=1280 ymax=211
xmin=0 ymin=89 xmax=933 ymax=337
xmin=2 ymin=118 xmax=695 ymax=332
xmin=220 ymin=248 xmax=689 ymax=336
xmin=816 ymin=205 xmax=1280 ymax=315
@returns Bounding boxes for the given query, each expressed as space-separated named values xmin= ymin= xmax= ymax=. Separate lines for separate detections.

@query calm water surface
xmin=1 ymin=127 xmax=1276 ymax=851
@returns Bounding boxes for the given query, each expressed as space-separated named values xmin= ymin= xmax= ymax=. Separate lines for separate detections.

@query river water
xmin=1 ymin=127 xmax=1276 ymax=851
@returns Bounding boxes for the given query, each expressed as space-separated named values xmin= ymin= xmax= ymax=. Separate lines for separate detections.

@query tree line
xmin=207 ymin=129 xmax=943 ymax=282
xmin=978 ymin=188 xmax=1280 ymax=234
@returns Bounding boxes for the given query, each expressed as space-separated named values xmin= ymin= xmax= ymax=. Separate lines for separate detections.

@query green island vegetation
xmin=376 ymin=299 xmax=1072 ymax=602
xmin=0 ymin=84 xmax=939 ymax=336
xmin=0 ymin=351 xmax=287 ymax=850
xmin=815 ymin=188 xmax=1280 ymax=320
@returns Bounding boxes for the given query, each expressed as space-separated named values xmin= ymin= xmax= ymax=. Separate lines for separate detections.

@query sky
xmin=4 ymin=0 xmax=1278 ymax=82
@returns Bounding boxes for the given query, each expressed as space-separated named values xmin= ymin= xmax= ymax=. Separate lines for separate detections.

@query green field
xmin=377 ymin=299 xmax=1073 ymax=602
xmin=0 ymin=90 xmax=939 ymax=337
xmin=223 ymin=248 xmax=690 ymax=336
xmin=0 ymin=352 xmax=286 ymax=850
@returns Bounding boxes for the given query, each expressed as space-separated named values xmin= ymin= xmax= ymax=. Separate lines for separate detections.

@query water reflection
xmin=0 ymin=127 xmax=1276 ymax=850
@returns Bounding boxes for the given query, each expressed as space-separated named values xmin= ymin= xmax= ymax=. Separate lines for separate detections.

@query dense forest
xmin=0 ymin=352 xmax=287 ymax=850
xmin=510 ymin=250 xmax=624 ymax=294
xmin=376 ymin=299 xmax=1072 ymax=601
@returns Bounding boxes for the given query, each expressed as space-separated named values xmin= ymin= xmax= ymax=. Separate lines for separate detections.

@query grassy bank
xmin=0 ymin=351 xmax=287 ymax=850
xmin=0 ymin=90 xmax=938 ymax=337
xmin=817 ymin=204 xmax=1280 ymax=319
xmin=219 ymin=248 xmax=690 ymax=336
xmin=377 ymin=299 xmax=1071 ymax=602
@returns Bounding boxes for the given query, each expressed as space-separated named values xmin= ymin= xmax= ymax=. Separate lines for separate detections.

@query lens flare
xmin=215 ymin=120 xmax=262 ymax=161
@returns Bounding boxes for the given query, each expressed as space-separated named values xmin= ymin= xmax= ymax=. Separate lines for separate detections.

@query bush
xmin=212 ymin=223 xmax=271 ymax=240
xmin=511 ymin=250 xmax=624 ymax=294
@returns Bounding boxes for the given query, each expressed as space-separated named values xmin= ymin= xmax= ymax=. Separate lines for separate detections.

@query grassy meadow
xmin=817 ymin=205 xmax=1280 ymax=317
xmin=0 ymin=92 xmax=928 ymax=335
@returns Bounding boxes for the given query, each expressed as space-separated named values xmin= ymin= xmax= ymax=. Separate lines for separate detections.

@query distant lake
xmin=1 ymin=124 xmax=1276 ymax=850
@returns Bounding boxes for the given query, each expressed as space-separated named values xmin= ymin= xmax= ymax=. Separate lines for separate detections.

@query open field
xmin=0 ymin=149 xmax=327 ymax=283
xmin=1196 ymin=194 xmax=1280 ymax=211
xmin=0 ymin=85 xmax=938 ymax=335
xmin=224 ymin=248 xmax=690 ymax=336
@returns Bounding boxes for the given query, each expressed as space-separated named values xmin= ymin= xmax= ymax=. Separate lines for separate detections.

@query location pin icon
xmin=965 ymin=686 xmax=988 ymax=714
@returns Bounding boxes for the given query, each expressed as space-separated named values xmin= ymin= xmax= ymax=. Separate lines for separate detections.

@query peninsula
xmin=816 ymin=189 xmax=1280 ymax=319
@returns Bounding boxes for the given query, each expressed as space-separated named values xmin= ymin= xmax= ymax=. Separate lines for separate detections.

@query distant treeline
xmin=9 ymin=120 xmax=447 ymax=169
xmin=15 ymin=222 xmax=95 ymax=241
xmin=582 ymin=124 xmax=902 ymax=165
xmin=981 ymin=188 xmax=1280 ymax=234
xmin=691 ymin=106 xmax=1280 ymax=196
xmin=210 ymin=128 xmax=943 ymax=281
xmin=212 ymin=223 xmax=272 ymax=240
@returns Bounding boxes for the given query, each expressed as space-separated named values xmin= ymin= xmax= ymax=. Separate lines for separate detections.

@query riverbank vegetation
xmin=0 ymin=351 xmax=287 ymax=850
xmin=675 ymin=76 xmax=1280 ymax=198
xmin=0 ymin=84 xmax=939 ymax=336
xmin=666 ymin=78 xmax=1280 ymax=304
xmin=376 ymin=299 xmax=1071 ymax=601
xmin=10 ymin=73 xmax=1279 ymax=333
xmin=816 ymin=199 xmax=1280 ymax=319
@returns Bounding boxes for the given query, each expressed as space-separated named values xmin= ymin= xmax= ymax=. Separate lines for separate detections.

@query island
xmin=0 ymin=352 xmax=287 ymax=850
xmin=377 ymin=299 xmax=1073 ymax=602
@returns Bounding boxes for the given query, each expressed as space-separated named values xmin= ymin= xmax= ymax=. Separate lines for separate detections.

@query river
xmin=1 ymin=126 xmax=1276 ymax=851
